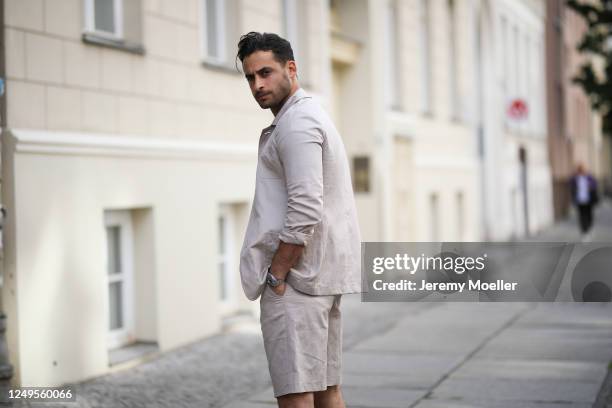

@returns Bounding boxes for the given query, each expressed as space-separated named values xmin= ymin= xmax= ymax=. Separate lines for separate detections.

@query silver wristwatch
xmin=266 ymin=266 xmax=284 ymax=287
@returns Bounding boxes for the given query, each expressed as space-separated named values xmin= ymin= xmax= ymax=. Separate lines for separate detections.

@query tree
xmin=566 ymin=0 xmax=612 ymax=136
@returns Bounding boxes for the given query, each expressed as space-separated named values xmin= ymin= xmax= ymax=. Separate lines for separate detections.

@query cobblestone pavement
xmin=13 ymin=200 xmax=612 ymax=408
xmin=13 ymin=297 xmax=434 ymax=408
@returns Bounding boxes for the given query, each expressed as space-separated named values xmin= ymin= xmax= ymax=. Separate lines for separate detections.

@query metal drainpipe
xmin=0 ymin=0 xmax=15 ymax=400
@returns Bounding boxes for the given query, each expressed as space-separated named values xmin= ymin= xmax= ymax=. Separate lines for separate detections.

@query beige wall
xmin=4 ymin=0 xmax=330 ymax=142
xmin=6 ymin=131 xmax=257 ymax=386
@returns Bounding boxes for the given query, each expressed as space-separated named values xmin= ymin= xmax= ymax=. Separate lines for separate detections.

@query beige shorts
xmin=259 ymin=283 xmax=343 ymax=397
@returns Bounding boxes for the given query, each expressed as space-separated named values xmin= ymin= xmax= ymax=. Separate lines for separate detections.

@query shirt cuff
xmin=278 ymin=230 xmax=312 ymax=246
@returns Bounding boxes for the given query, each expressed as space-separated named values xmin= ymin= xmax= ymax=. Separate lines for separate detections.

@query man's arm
xmin=269 ymin=112 xmax=324 ymax=295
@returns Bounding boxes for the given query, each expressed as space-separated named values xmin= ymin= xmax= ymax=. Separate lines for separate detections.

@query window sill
xmin=108 ymin=341 xmax=159 ymax=367
xmin=387 ymin=106 xmax=404 ymax=113
xmin=201 ymin=59 xmax=241 ymax=75
xmin=82 ymin=33 xmax=145 ymax=55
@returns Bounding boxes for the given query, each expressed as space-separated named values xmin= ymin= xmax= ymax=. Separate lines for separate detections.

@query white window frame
xmin=201 ymin=0 xmax=227 ymax=64
xmin=105 ymin=210 xmax=135 ymax=350
xmin=218 ymin=205 xmax=237 ymax=312
xmin=84 ymin=0 xmax=124 ymax=40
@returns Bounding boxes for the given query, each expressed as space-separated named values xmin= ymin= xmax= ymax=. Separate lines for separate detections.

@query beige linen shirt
xmin=239 ymin=88 xmax=362 ymax=300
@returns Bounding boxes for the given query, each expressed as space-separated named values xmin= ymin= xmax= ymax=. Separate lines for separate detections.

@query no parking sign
xmin=508 ymin=98 xmax=528 ymax=120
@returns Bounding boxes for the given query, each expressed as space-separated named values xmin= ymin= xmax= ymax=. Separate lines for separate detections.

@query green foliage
xmin=566 ymin=0 xmax=612 ymax=135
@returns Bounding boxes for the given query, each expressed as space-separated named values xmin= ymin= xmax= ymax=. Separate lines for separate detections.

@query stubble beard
xmin=260 ymin=74 xmax=292 ymax=111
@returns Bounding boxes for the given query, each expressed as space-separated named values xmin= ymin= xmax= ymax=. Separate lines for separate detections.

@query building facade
xmin=545 ymin=0 xmax=609 ymax=219
xmin=475 ymin=0 xmax=553 ymax=239
xmin=330 ymin=0 xmax=481 ymax=243
xmin=1 ymin=0 xmax=329 ymax=387
xmin=0 ymin=0 xmax=557 ymax=388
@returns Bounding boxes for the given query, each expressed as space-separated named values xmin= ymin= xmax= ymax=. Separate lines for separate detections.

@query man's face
xmin=242 ymin=50 xmax=295 ymax=111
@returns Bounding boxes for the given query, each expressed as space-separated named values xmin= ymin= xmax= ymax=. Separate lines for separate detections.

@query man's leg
xmin=314 ymin=385 xmax=346 ymax=408
xmin=585 ymin=204 xmax=594 ymax=232
xmin=277 ymin=391 xmax=314 ymax=408
xmin=260 ymin=284 xmax=336 ymax=401
xmin=578 ymin=205 xmax=589 ymax=233
xmin=315 ymin=295 xmax=345 ymax=408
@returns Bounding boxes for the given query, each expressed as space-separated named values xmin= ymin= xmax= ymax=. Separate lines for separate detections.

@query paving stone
xmin=452 ymin=359 xmax=608 ymax=383
xmin=247 ymin=388 xmax=276 ymax=404
xmin=222 ymin=402 xmax=276 ymax=408
xmin=475 ymin=333 xmax=612 ymax=362
xmin=342 ymin=373 xmax=430 ymax=390
xmin=413 ymin=399 xmax=591 ymax=408
xmin=354 ymin=325 xmax=496 ymax=356
xmin=342 ymin=387 xmax=426 ymax=408
xmin=431 ymin=377 xmax=601 ymax=404
xmin=343 ymin=351 xmax=461 ymax=379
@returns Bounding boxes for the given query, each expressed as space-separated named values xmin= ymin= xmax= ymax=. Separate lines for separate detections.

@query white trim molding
xmin=10 ymin=129 xmax=257 ymax=161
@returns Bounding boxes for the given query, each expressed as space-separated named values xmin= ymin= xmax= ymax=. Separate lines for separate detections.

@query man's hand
xmin=268 ymin=241 xmax=305 ymax=297
xmin=271 ymin=281 xmax=286 ymax=296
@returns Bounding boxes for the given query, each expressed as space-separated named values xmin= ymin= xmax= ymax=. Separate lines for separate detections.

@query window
xmin=202 ymin=0 xmax=226 ymax=63
xmin=429 ymin=193 xmax=440 ymax=241
xmin=283 ymin=0 xmax=299 ymax=57
xmin=353 ymin=156 xmax=371 ymax=193
xmin=448 ymin=0 xmax=458 ymax=119
xmin=384 ymin=0 xmax=401 ymax=110
xmin=218 ymin=212 xmax=229 ymax=301
xmin=85 ymin=0 xmax=122 ymax=39
xmin=513 ymin=25 xmax=519 ymax=102
xmin=501 ymin=16 xmax=508 ymax=116
xmin=282 ymin=0 xmax=310 ymax=85
xmin=456 ymin=191 xmax=464 ymax=240
xmin=217 ymin=205 xmax=236 ymax=304
xmin=105 ymin=210 xmax=135 ymax=349
xmin=83 ymin=0 xmax=144 ymax=53
xmin=523 ymin=34 xmax=530 ymax=127
xmin=419 ymin=0 xmax=433 ymax=114
xmin=201 ymin=0 xmax=240 ymax=68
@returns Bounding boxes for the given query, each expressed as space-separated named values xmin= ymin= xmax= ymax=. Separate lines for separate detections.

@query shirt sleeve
xmin=275 ymin=111 xmax=324 ymax=246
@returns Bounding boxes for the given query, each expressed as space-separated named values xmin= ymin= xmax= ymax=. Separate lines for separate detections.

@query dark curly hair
xmin=236 ymin=32 xmax=295 ymax=70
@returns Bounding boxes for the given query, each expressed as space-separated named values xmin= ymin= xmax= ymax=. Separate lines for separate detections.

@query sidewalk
xmin=30 ymin=201 xmax=612 ymax=408
xmin=227 ymin=301 xmax=612 ymax=408
xmin=225 ymin=201 xmax=612 ymax=408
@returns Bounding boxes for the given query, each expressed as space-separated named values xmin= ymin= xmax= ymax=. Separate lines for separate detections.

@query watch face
xmin=266 ymin=273 xmax=278 ymax=287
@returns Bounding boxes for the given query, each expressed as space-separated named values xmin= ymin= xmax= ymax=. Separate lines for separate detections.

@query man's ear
xmin=287 ymin=60 xmax=297 ymax=79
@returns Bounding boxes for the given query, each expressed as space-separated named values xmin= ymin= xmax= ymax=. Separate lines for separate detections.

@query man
xmin=237 ymin=32 xmax=361 ymax=408
xmin=570 ymin=163 xmax=599 ymax=241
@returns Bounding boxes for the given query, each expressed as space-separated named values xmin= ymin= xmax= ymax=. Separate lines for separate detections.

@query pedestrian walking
xmin=570 ymin=163 xmax=599 ymax=241
xmin=236 ymin=32 xmax=362 ymax=408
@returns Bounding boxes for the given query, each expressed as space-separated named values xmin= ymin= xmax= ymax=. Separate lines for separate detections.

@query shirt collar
xmin=270 ymin=88 xmax=309 ymax=127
